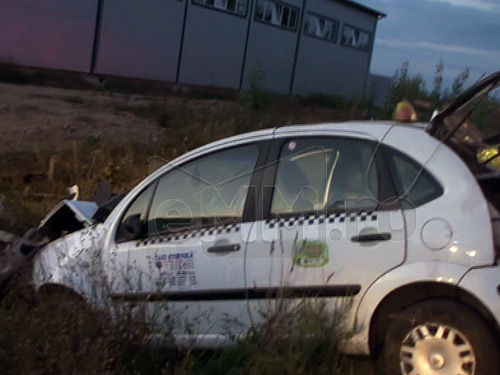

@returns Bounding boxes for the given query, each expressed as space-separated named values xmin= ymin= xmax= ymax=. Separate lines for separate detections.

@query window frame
xmin=340 ymin=23 xmax=372 ymax=52
xmin=381 ymin=145 xmax=444 ymax=208
xmin=115 ymin=183 xmax=157 ymax=244
xmin=261 ymin=136 xmax=397 ymax=220
xmin=254 ymin=0 xmax=301 ymax=32
xmin=303 ymin=11 xmax=339 ymax=44
xmin=115 ymin=141 xmax=270 ymax=243
xmin=192 ymin=0 xmax=249 ymax=18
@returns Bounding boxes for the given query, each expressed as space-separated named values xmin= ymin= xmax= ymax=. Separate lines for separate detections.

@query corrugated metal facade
xmin=0 ymin=0 xmax=99 ymax=72
xmin=95 ymin=0 xmax=185 ymax=82
xmin=291 ymin=0 xmax=378 ymax=97
xmin=0 ymin=0 xmax=384 ymax=98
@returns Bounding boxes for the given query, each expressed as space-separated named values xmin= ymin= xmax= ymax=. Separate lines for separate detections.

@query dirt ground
xmin=0 ymin=82 xmax=172 ymax=153
xmin=0 ymin=81 xmax=363 ymax=155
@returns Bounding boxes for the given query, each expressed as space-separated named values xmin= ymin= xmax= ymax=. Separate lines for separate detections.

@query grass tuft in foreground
xmin=0 ymin=284 xmax=367 ymax=375
xmin=196 ymin=298 xmax=354 ymax=375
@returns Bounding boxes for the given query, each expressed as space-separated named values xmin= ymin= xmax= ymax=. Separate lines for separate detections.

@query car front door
xmin=244 ymin=133 xmax=406 ymax=325
xmin=107 ymin=141 xmax=268 ymax=344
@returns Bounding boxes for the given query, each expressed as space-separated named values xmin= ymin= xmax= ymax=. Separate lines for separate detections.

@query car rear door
xmin=244 ymin=130 xmax=406 ymax=323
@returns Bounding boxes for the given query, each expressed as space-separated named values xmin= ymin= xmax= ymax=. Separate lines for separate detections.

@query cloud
xmin=377 ymin=38 xmax=500 ymax=58
xmin=426 ymin=0 xmax=499 ymax=11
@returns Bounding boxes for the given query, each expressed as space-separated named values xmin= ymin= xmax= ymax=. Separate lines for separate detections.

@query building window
xmin=303 ymin=12 xmax=338 ymax=42
xmin=255 ymin=0 xmax=299 ymax=31
xmin=193 ymin=0 xmax=248 ymax=16
xmin=341 ymin=24 xmax=371 ymax=51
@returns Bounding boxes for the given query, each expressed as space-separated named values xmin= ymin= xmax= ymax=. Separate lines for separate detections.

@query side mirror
xmin=122 ymin=214 xmax=143 ymax=240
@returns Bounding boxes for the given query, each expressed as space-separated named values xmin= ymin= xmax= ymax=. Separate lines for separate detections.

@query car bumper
xmin=459 ymin=265 xmax=500 ymax=333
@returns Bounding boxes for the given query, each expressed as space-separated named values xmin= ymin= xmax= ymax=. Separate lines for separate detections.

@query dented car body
xmin=7 ymin=72 xmax=500 ymax=375
xmin=0 ymin=200 xmax=98 ymax=286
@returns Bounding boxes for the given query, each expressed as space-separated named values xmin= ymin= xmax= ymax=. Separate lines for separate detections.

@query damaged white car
xmin=7 ymin=72 xmax=500 ymax=375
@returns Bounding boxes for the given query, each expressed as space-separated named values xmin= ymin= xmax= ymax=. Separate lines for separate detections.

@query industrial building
xmin=1 ymin=0 xmax=385 ymax=98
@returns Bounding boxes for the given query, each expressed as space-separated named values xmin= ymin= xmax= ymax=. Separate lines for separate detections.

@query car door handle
xmin=350 ymin=232 xmax=392 ymax=242
xmin=207 ymin=244 xmax=241 ymax=253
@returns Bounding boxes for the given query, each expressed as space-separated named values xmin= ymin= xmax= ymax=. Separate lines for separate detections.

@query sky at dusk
xmin=355 ymin=0 xmax=500 ymax=91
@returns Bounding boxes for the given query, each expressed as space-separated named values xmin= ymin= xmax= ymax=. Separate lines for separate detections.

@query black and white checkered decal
xmin=136 ymin=223 xmax=241 ymax=246
xmin=265 ymin=211 xmax=378 ymax=229
xmin=136 ymin=211 xmax=377 ymax=246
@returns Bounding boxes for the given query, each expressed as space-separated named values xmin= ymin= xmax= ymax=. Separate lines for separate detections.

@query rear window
xmin=385 ymin=148 xmax=443 ymax=207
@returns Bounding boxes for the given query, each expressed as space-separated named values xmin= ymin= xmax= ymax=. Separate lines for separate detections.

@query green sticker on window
xmin=292 ymin=240 xmax=329 ymax=267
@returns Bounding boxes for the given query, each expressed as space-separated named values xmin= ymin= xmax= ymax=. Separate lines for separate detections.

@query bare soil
xmin=0 ymin=82 xmax=363 ymax=155
xmin=0 ymin=82 xmax=172 ymax=153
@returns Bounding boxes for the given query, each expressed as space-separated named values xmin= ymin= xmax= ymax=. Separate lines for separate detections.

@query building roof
xmin=336 ymin=0 xmax=387 ymax=19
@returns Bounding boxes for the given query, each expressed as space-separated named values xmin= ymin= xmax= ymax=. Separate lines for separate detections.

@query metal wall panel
xmin=241 ymin=0 xmax=303 ymax=95
xmin=0 ymin=0 xmax=99 ymax=72
xmin=95 ymin=0 xmax=185 ymax=81
xmin=291 ymin=0 xmax=377 ymax=98
xmin=178 ymin=1 xmax=250 ymax=89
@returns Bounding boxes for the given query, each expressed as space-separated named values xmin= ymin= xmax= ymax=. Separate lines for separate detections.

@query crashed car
xmin=0 ymin=185 xmax=124 ymax=288
xmin=4 ymin=72 xmax=500 ymax=375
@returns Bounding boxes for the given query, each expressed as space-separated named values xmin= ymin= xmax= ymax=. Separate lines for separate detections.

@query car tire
xmin=383 ymin=299 xmax=499 ymax=375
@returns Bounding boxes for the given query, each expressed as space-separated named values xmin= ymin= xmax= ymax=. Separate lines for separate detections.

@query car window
xmin=148 ymin=144 xmax=260 ymax=236
xmin=116 ymin=184 xmax=154 ymax=243
xmin=270 ymin=138 xmax=379 ymax=215
xmin=386 ymin=148 xmax=443 ymax=207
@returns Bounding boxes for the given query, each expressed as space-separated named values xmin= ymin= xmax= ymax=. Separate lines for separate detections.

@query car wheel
xmin=383 ymin=299 xmax=499 ymax=375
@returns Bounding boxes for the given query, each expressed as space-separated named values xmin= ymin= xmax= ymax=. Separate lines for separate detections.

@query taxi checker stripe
xmin=136 ymin=223 xmax=242 ymax=246
xmin=265 ymin=211 xmax=377 ymax=228
xmin=136 ymin=211 xmax=377 ymax=247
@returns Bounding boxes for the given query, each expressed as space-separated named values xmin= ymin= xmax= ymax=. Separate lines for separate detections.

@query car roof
xmin=203 ymin=121 xmax=429 ymax=148
xmin=273 ymin=121 xmax=429 ymax=138
xmin=169 ymin=121 xmax=431 ymax=168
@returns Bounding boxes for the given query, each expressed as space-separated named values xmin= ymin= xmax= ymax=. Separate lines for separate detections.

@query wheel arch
xmin=369 ymin=281 xmax=500 ymax=354
xmin=37 ymin=283 xmax=86 ymax=301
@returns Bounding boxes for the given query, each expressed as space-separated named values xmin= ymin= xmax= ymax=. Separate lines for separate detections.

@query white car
xmin=33 ymin=72 xmax=500 ymax=375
